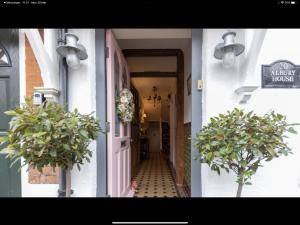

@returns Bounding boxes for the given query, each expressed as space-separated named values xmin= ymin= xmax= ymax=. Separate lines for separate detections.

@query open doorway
xmin=106 ymin=29 xmax=192 ymax=197
xmin=131 ymin=77 xmax=177 ymax=197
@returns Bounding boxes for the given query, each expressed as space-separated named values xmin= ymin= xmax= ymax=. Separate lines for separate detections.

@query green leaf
xmin=211 ymin=141 xmax=219 ymax=146
xmin=79 ymin=129 xmax=89 ymax=138
xmin=49 ymin=149 xmax=57 ymax=157
xmin=33 ymin=132 xmax=47 ymax=138
xmin=241 ymin=160 xmax=247 ymax=168
xmin=288 ymin=127 xmax=297 ymax=134
xmin=0 ymin=136 xmax=9 ymax=143
xmin=63 ymin=144 xmax=71 ymax=151
xmin=45 ymin=119 xmax=51 ymax=131
xmin=266 ymin=147 xmax=277 ymax=157
xmin=38 ymin=148 xmax=45 ymax=157
xmin=4 ymin=110 xmax=17 ymax=116
xmin=206 ymin=152 xmax=214 ymax=162
xmin=1 ymin=147 xmax=15 ymax=155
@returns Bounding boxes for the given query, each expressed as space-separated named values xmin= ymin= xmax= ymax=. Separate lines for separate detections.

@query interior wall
xmin=169 ymin=92 xmax=176 ymax=168
xmin=127 ymin=57 xmax=177 ymax=72
xmin=146 ymin=122 xmax=161 ymax=152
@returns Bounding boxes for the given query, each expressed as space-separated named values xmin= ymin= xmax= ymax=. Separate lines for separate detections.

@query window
xmin=114 ymin=51 xmax=120 ymax=137
xmin=0 ymin=44 xmax=11 ymax=67
xmin=122 ymin=66 xmax=128 ymax=136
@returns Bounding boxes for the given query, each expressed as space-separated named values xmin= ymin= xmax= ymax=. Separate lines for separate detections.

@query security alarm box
xmin=33 ymin=92 xmax=45 ymax=105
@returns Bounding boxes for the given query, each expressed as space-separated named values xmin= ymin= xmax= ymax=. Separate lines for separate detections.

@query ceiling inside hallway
xmin=113 ymin=29 xmax=191 ymax=39
xmin=112 ymin=29 xmax=191 ymax=50
xmin=131 ymin=77 xmax=176 ymax=122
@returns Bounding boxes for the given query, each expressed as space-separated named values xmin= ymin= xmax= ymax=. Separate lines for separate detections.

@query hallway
xmin=133 ymin=153 xmax=179 ymax=198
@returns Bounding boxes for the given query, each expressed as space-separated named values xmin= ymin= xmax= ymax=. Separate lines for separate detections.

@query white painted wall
xmin=68 ymin=29 xmax=97 ymax=197
xmin=44 ymin=29 xmax=60 ymax=89
xmin=21 ymin=29 xmax=97 ymax=197
xmin=201 ymin=29 xmax=300 ymax=197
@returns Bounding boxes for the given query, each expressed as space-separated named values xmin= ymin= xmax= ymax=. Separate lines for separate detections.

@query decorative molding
xmin=34 ymin=87 xmax=60 ymax=103
xmin=234 ymin=86 xmax=258 ymax=104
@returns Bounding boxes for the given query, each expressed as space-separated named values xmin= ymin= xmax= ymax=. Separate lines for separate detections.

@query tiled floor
xmin=133 ymin=152 xmax=179 ymax=198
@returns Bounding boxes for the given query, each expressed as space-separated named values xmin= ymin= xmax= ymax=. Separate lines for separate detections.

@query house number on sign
xmin=262 ymin=60 xmax=300 ymax=88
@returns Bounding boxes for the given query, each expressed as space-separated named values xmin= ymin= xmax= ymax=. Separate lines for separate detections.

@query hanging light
xmin=147 ymin=86 xmax=162 ymax=107
xmin=56 ymin=33 xmax=88 ymax=69
xmin=214 ymin=31 xmax=245 ymax=68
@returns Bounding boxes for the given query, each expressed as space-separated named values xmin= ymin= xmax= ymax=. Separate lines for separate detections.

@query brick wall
xmin=26 ymin=29 xmax=58 ymax=184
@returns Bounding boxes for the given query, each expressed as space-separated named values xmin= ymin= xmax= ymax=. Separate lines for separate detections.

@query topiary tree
xmin=194 ymin=108 xmax=298 ymax=197
xmin=0 ymin=97 xmax=102 ymax=197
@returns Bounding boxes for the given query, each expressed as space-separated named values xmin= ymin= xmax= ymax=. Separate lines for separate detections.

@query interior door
xmin=106 ymin=30 xmax=132 ymax=197
xmin=0 ymin=29 xmax=21 ymax=197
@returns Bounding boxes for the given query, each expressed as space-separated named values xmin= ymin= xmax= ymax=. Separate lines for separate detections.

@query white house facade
xmin=1 ymin=28 xmax=300 ymax=197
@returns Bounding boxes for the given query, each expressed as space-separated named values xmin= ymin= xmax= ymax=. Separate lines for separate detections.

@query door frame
xmin=191 ymin=29 xmax=203 ymax=197
xmin=95 ymin=30 xmax=204 ymax=197
xmin=123 ymin=48 xmax=185 ymax=187
xmin=95 ymin=29 xmax=108 ymax=197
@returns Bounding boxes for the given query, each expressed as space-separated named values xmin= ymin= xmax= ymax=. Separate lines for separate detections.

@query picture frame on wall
xmin=187 ymin=73 xmax=191 ymax=96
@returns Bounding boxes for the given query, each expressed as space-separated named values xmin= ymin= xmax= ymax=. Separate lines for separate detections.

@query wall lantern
xmin=214 ymin=31 xmax=245 ymax=68
xmin=56 ymin=33 xmax=88 ymax=69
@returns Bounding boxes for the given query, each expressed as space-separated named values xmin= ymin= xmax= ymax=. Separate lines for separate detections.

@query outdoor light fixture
xmin=214 ymin=31 xmax=245 ymax=68
xmin=56 ymin=33 xmax=88 ymax=69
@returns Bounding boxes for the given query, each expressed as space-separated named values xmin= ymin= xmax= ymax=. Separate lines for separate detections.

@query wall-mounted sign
xmin=262 ymin=60 xmax=300 ymax=88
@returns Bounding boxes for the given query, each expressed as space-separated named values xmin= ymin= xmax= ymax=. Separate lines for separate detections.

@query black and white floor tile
xmin=133 ymin=153 xmax=178 ymax=198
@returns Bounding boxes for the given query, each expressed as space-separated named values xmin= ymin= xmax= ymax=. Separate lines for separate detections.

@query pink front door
xmin=106 ymin=30 xmax=132 ymax=197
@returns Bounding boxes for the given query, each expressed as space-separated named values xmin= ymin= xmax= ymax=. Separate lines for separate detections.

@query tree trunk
xmin=236 ymin=182 xmax=243 ymax=197
xmin=65 ymin=168 xmax=71 ymax=197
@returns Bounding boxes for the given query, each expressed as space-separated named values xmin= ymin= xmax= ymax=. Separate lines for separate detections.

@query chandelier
xmin=147 ymin=86 xmax=161 ymax=107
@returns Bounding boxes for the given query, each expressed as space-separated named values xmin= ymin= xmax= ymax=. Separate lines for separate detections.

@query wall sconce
xmin=56 ymin=33 xmax=88 ymax=69
xmin=214 ymin=31 xmax=245 ymax=68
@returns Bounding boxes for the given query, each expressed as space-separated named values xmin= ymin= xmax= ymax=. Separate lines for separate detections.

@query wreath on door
xmin=116 ymin=88 xmax=135 ymax=123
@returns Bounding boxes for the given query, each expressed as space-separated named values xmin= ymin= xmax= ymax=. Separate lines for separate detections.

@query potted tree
xmin=194 ymin=108 xmax=298 ymax=197
xmin=0 ymin=97 xmax=101 ymax=197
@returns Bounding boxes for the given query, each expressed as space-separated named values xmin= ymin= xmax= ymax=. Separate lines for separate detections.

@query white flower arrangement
xmin=116 ymin=88 xmax=135 ymax=123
